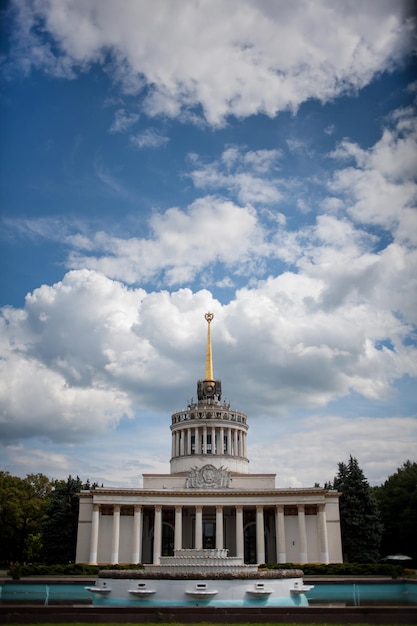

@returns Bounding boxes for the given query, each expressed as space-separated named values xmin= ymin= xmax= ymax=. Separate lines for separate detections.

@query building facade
xmin=76 ymin=313 xmax=343 ymax=565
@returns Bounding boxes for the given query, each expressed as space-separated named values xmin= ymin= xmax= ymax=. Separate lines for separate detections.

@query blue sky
xmin=1 ymin=0 xmax=416 ymax=488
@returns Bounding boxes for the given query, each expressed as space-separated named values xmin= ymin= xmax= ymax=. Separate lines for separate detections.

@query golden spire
xmin=204 ymin=312 xmax=214 ymax=381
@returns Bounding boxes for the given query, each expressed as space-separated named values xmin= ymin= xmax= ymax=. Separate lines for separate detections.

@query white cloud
xmin=249 ymin=415 xmax=417 ymax=487
xmin=8 ymin=0 xmax=414 ymax=125
xmin=189 ymin=147 xmax=283 ymax=204
xmin=328 ymin=106 xmax=417 ymax=243
xmin=109 ymin=108 xmax=139 ymax=133
xmin=66 ymin=197 xmax=264 ymax=284
xmin=1 ymin=255 xmax=416 ymax=451
xmin=130 ymin=128 xmax=169 ymax=149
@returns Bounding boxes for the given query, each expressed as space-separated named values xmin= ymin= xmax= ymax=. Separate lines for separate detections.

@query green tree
xmin=0 ymin=471 xmax=23 ymax=563
xmin=0 ymin=472 xmax=52 ymax=563
xmin=41 ymin=475 xmax=97 ymax=564
xmin=373 ymin=460 xmax=417 ymax=562
xmin=332 ymin=456 xmax=382 ymax=563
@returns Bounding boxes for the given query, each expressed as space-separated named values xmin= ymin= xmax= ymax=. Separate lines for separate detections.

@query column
xmin=233 ymin=430 xmax=238 ymax=456
xmin=89 ymin=504 xmax=100 ymax=565
xmin=203 ymin=427 xmax=207 ymax=454
xmin=171 ymin=433 xmax=175 ymax=458
xmin=243 ymin=432 xmax=248 ymax=457
xmin=111 ymin=505 xmax=120 ymax=564
xmin=174 ymin=505 xmax=183 ymax=551
xmin=227 ymin=428 xmax=232 ymax=455
xmin=194 ymin=426 xmax=199 ymax=454
xmin=175 ymin=431 xmax=180 ymax=456
xmin=216 ymin=506 xmax=223 ymax=549
xmin=132 ymin=505 xmax=142 ymax=564
xmin=297 ymin=504 xmax=308 ymax=562
xmin=211 ymin=426 xmax=216 ymax=454
xmin=220 ymin=427 xmax=224 ymax=454
xmin=187 ymin=429 xmax=192 ymax=455
xmin=275 ymin=505 xmax=286 ymax=563
xmin=318 ymin=504 xmax=329 ymax=563
xmin=256 ymin=505 xmax=265 ymax=564
xmin=153 ymin=505 xmax=162 ymax=564
xmin=235 ymin=505 xmax=244 ymax=559
xmin=195 ymin=505 xmax=203 ymax=550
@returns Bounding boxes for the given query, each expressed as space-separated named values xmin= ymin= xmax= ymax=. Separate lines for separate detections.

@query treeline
xmin=326 ymin=457 xmax=417 ymax=564
xmin=0 ymin=473 xmax=100 ymax=565
xmin=0 ymin=460 xmax=416 ymax=565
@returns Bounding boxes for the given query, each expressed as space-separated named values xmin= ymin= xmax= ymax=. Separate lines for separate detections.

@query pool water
xmin=1 ymin=580 xmax=416 ymax=606
xmin=306 ymin=581 xmax=417 ymax=606
xmin=0 ymin=582 xmax=92 ymax=605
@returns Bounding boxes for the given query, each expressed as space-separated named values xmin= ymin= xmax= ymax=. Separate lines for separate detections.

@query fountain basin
xmin=86 ymin=570 xmax=311 ymax=607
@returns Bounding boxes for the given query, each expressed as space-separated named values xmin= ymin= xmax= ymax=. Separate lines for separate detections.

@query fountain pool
xmin=1 ymin=579 xmax=416 ymax=607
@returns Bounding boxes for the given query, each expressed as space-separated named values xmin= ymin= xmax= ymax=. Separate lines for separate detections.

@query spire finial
xmin=204 ymin=312 xmax=214 ymax=381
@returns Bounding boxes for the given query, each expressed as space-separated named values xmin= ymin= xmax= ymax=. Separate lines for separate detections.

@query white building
xmin=76 ymin=313 xmax=343 ymax=565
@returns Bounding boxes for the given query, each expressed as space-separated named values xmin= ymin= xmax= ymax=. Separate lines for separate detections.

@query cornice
xmin=80 ymin=487 xmax=340 ymax=498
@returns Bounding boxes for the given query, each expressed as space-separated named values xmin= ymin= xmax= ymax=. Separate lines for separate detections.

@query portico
xmin=79 ymin=494 xmax=340 ymax=565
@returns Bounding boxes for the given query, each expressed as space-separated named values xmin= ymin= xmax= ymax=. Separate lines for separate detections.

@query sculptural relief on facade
xmin=186 ymin=464 xmax=231 ymax=489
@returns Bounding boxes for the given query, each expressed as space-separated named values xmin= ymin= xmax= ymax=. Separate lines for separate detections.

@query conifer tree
xmin=373 ymin=460 xmax=417 ymax=562
xmin=332 ymin=456 xmax=382 ymax=563
xmin=41 ymin=475 xmax=97 ymax=564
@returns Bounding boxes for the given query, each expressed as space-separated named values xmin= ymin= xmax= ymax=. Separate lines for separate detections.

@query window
xmin=203 ymin=522 xmax=215 ymax=549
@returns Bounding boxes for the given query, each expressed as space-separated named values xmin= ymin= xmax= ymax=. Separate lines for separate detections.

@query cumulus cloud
xmin=189 ymin=147 xmax=283 ymax=205
xmin=1 ymin=257 xmax=416 ymax=452
xmin=249 ymin=415 xmax=417 ymax=487
xmin=328 ymin=106 xmax=417 ymax=243
xmin=7 ymin=0 xmax=415 ymax=125
xmin=66 ymin=197 xmax=264 ymax=284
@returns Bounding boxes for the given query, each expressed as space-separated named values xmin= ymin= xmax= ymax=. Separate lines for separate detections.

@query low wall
xmin=0 ymin=605 xmax=416 ymax=624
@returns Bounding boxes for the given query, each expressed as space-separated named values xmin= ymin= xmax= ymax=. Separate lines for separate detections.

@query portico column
xmin=275 ymin=505 xmax=286 ymax=563
xmin=256 ymin=505 xmax=265 ymax=564
xmin=89 ymin=504 xmax=100 ymax=565
xmin=297 ymin=504 xmax=308 ymax=562
xmin=175 ymin=431 xmax=180 ymax=456
xmin=203 ymin=427 xmax=207 ymax=454
xmin=227 ymin=428 xmax=232 ymax=455
xmin=195 ymin=506 xmax=203 ymax=550
xmin=111 ymin=505 xmax=120 ymax=564
xmin=216 ymin=506 xmax=223 ymax=549
xmin=220 ymin=427 xmax=224 ymax=454
xmin=235 ymin=505 xmax=244 ymax=559
xmin=211 ymin=426 xmax=216 ymax=453
xmin=318 ymin=504 xmax=329 ymax=563
xmin=175 ymin=505 xmax=183 ymax=551
xmin=243 ymin=432 xmax=248 ymax=457
xmin=153 ymin=505 xmax=162 ymax=564
xmin=132 ymin=505 xmax=142 ymax=564
xmin=194 ymin=427 xmax=199 ymax=454
xmin=187 ymin=429 xmax=192 ymax=455
xmin=233 ymin=430 xmax=238 ymax=456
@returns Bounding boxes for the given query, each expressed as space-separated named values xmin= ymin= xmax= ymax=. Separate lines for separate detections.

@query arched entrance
xmin=244 ymin=522 xmax=269 ymax=563
xmin=162 ymin=522 xmax=174 ymax=556
xmin=244 ymin=522 xmax=256 ymax=563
